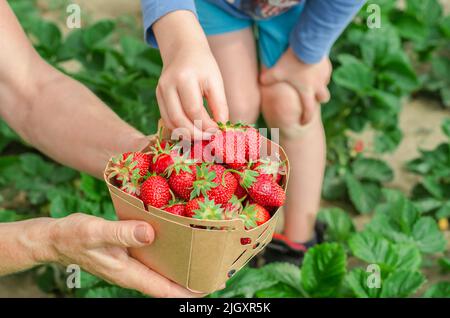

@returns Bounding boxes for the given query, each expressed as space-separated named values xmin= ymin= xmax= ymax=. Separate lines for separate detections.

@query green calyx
xmin=109 ymin=153 xmax=139 ymax=182
xmin=190 ymin=164 xmax=218 ymax=200
xmin=239 ymin=203 xmax=258 ymax=229
xmin=166 ymin=156 xmax=196 ymax=177
xmin=224 ymin=168 xmax=259 ymax=189
xmin=193 ymin=198 xmax=224 ymax=220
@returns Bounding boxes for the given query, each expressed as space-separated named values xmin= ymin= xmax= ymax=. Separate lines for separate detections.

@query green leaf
xmin=348 ymin=232 xmax=399 ymax=272
xmin=213 ymin=267 xmax=278 ymax=298
xmin=333 ymin=58 xmax=374 ymax=93
xmin=412 ymin=217 xmax=446 ymax=253
xmin=301 ymin=243 xmax=347 ymax=297
xmin=79 ymin=271 xmax=101 ymax=289
xmin=374 ymin=128 xmax=402 ymax=153
xmin=345 ymin=174 xmax=380 ymax=214
xmin=255 ymin=283 xmax=302 ymax=298
xmin=0 ymin=210 xmax=22 ymax=222
xmin=438 ymin=257 xmax=450 ymax=273
xmin=442 ymin=118 xmax=450 ymax=138
xmin=49 ymin=194 xmax=77 ymax=218
xmin=423 ymin=282 xmax=450 ymax=298
xmin=32 ymin=20 xmax=62 ymax=52
xmin=413 ymin=198 xmax=443 ymax=213
xmin=380 ymin=270 xmax=425 ymax=298
xmin=82 ymin=286 xmax=144 ymax=298
xmin=317 ymin=208 xmax=355 ymax=243
xmin=379 ymin=52 xmax=419 ymax=93
xmin=421 ymin=176 xmax=445 ymax=199
xmin=322 ymin=165 xmax=347 ymax=201
xmin=260 ymin=263 xmax=302 ymax=293
xmin=82 ymin=20 xmax=115 ymax=48
xmin=346 ymin=268 xmax=381 ymax=298
xmin=436 ymin=201 xmax=450 ymax=218
xmin=351 ymin=158 xmax=393 ymax=183
xmin=79 ymin=173 xmax=104 ymax=202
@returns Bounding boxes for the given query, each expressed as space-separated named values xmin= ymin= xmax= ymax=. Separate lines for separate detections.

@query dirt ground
xmin=1 ymin=0 xmax=449 ymax=298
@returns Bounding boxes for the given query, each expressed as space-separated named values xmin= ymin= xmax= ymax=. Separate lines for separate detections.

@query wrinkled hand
xmin=48 ymin=213 xmax=203 ymax=298
xmin=156 ymin=44 xmax=228 ymax=139
xmin=260 ymin=48 xmax=332 ymax=125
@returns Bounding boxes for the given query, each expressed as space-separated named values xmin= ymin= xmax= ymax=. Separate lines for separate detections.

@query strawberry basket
xmin=103 ymin=126 xmax=290 ymax=293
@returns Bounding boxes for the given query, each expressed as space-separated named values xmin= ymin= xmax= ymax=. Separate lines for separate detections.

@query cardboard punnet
xmin=103 ymin=130 xmax=290 ymax=294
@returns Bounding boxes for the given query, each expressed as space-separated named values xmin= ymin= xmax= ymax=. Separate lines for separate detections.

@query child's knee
xmin=261 ymin=82 xmax=320 ymax=139
xmin=228 ymin=88 xmax=261 ymax=124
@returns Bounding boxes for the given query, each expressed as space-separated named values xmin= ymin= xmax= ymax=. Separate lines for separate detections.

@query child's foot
xmin=251 ymin=221 xmax=325 ymax=267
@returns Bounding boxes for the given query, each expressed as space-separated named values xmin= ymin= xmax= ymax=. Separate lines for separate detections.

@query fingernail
xmin=134 ymin=225 xmax=151 ymax=243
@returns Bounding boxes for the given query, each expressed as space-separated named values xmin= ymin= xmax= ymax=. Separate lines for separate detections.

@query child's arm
xmin=261 ymin=0 xmax=366 ymax=125
xmin=141 ymin=1 xmax=228 ymax=138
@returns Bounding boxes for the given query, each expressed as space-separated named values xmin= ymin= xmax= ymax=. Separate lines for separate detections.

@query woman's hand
xmin=0 ymin=214 xmax=204 ymax=298
xmin=153 ymin=11 xmax=229 ymax=139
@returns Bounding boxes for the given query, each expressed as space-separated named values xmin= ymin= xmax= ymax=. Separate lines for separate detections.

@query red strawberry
xmin=235 ymin=169 xmax=286 ymax=207
xmin=187 ymin=197 xmax=224 ymax=220
xmin=108 ymin=152 xmax=151 ymax=183
xmin=185 ymin=197 xmax=204 ymax=218
xmin=244 ymin=125 xmax=261 ymax=162
xmin=221 ymin=195 xmax=243 ymax=219
xmin=353 ymin=140 xmax=364 ymax=153
xmin=252 ymin=157 xmax=286 ymax=184
xmin=150 ymin=139 xmax=180 ymax=175
xmin=210 ymin=122 xmax=247 ymax=168
xmin=164 ymin=203 xmax=186 ymax=216
xmin=239 ymin=203 xmax=271 ymax=230
xmin=191 ymin=164 xmax=237 ymax=204
xmin=189 ymin=140 xmax=214 ymax=163
xmin=167 ymin=158 xmax=197 ymax=200
xmin=139 ymin=175 xmax=170 ymax=208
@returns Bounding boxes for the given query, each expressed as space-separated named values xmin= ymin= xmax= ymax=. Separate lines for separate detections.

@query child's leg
xmin=261 ymin=81 xmax=326 ymax=242
xmin=207 ymin=29 xmax=260 ymax=124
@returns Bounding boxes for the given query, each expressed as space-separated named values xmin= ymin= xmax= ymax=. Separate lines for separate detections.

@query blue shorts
xmin=194 ymin=0 xmax=305 ymax=68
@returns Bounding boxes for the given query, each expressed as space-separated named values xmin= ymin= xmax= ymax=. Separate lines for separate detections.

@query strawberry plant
xmin=1 ymin=0 xmax=448 ymax=298
xmin=406 ymin=119 xmax=450 ymax=220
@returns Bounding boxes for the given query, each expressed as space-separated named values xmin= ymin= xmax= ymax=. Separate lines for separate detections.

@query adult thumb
xmin=100 ymin=220 xmax=155 ymax=248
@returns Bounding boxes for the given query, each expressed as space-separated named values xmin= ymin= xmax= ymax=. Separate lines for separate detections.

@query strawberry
xmin=164 ymin=202 xmax=186 ymax=216
xmin=233 ymin=169 xmax=286 ymax=207
xmin=185 ymin=197 xmax=204 ymax=218
xmin=188 ymin=140 xmax=214 ymax=163
xmin=252 ymin=157 xmax=286 ymax=184
xmin=108 ymin=152 xmax=151 ymax=184
xmin=244 ymin=125 xmax=261 ymax=162
xmin=239 ymin=203 xmax=271 ymax=230
xmin=150 ymin=139 xmax=180 ymax=175
xmin=353 ymin=140 xmax=364 ymax=153
xmin=191 ymin=164 xmax=237 ymax=204
xmin=139 ymin=174 xmax=170 ymax=208
xmin=210 ymin=122 xmax=248 ymax=168
xmin=234 ymin=182 xmax=247 ymax=199
xmin=167 ymin=157 xmax=197 ymax=200
xmin=189 ymin=197 xmax=224 ymax=220
xmin=221 ymin=195 xmax=243 ymax=219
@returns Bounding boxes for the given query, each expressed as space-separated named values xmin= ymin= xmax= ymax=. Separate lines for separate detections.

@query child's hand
xmin=260 ymin=48 xmax=331 ymax=125
xmin=153 ymin=11 xmax=228 ymax=139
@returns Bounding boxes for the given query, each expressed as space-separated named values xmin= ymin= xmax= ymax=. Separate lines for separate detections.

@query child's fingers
xmin=299 ymin=92 xmax=318 ymax=125
xmin=156 ymin=87 xmax=176 ymax=131
xmin=316 ymin=87 xmax=330 ymax=104
xmin=203 ymin=77 xmax=229 ymax=123
xmin=177 ymin=81 xmax=218 ymax=132
xmin=162 ymin=87 xmax=206 ymax=139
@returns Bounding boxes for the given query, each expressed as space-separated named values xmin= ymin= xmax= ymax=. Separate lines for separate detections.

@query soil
xmin=1 ymin=0 xmax=449 ymax=297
